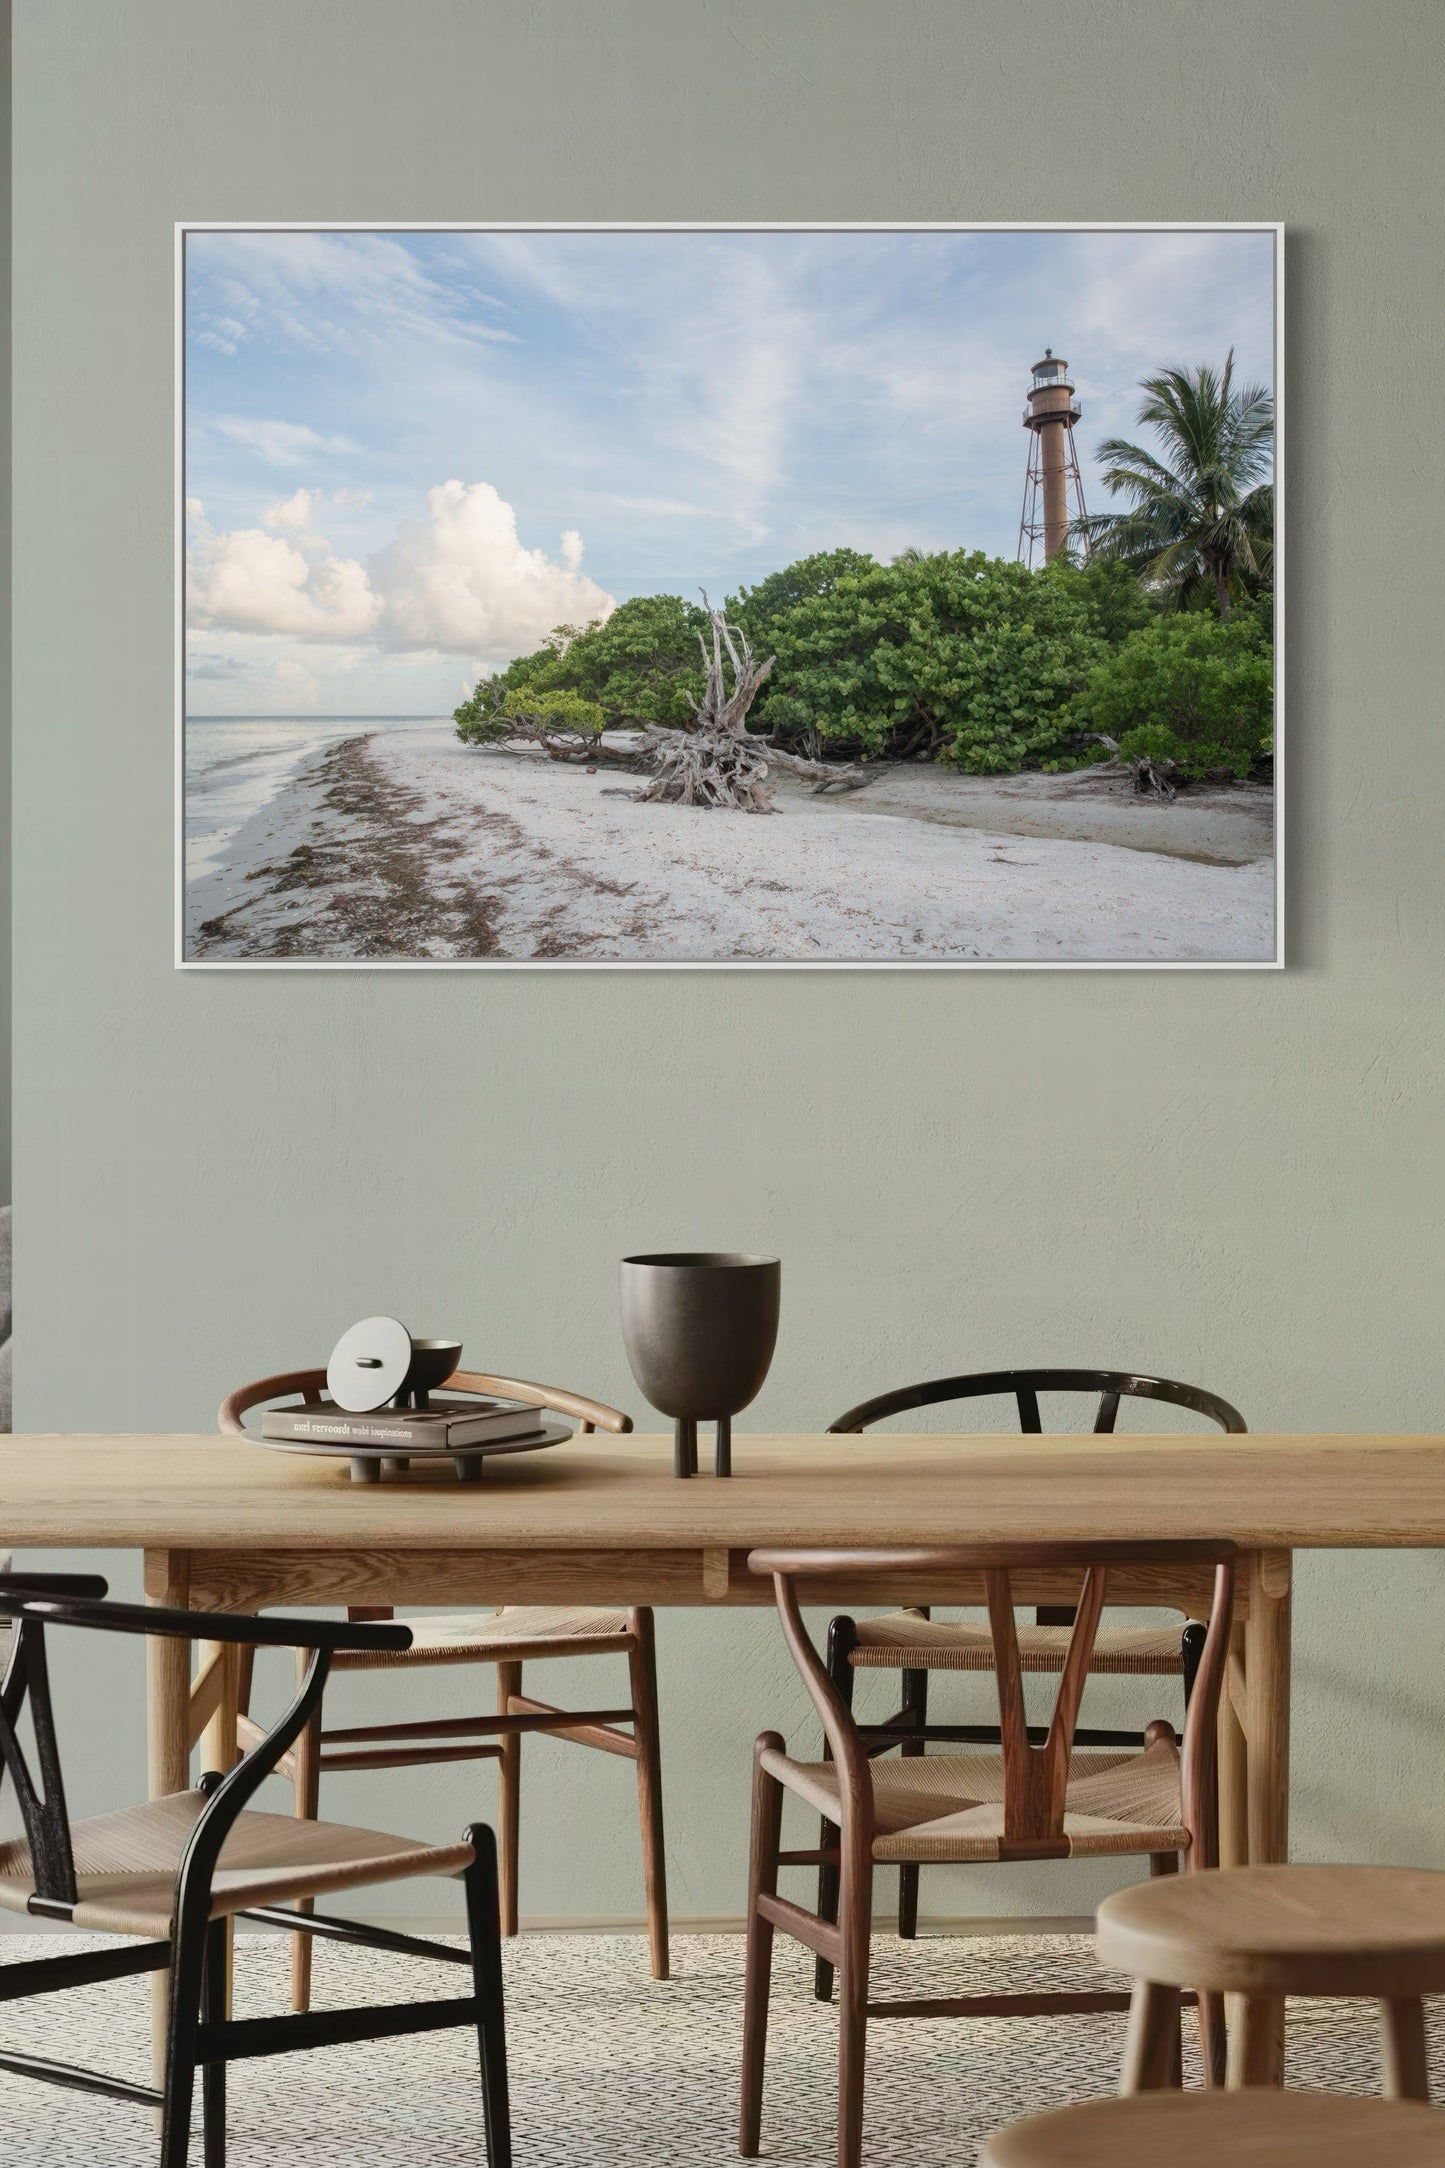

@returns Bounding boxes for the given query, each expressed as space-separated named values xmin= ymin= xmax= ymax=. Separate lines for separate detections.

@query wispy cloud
xmin=209 ymin=417 xmax=363 ymax=467
xmin=187 ymin=231 xmax=519 ymax=361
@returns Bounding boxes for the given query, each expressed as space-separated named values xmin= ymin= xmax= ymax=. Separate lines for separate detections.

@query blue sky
xmin=184 ymin=226 xmax=1277 ymax=716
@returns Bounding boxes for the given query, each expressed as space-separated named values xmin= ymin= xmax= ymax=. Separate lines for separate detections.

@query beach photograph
xmin=180 ymin=224 xmax=1280 ymax=968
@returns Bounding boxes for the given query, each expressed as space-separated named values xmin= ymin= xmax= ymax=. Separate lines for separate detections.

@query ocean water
xmin=183 ymin=716 xmax=443 ymax=883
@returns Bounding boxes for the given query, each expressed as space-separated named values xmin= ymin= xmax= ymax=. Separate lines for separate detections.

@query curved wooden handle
xmin=446 ymin=1371 xmax=633 ymax=1433
xmin=218 ymin=1366 xmax=632 ymax=1435
xmin=217 ymin=1368 xmax=329 ymax=1433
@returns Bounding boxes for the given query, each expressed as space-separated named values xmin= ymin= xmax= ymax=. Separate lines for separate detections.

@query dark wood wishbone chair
xmin=814 ymin=1368 xmax=1245 ymax=1987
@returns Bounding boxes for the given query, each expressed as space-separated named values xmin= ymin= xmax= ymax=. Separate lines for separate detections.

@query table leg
xmin=145 ymin=1549 xmax=192 ymax=2097
xmin=198 ymin=1639 xmax=242 ymax=2018
xmin=145 ymin=1550 xmax=193 ymax=1797
xmin=197 ymin=1641 xmax=239 ymax=1781
xmin=1243 ymin=1547 xmax=1292 ymax=2085
xmin=1244 ymin=1549 xmax=1291 ymax=1865
xmin=1218 ymin=1623 xmax=1248 ymax=1871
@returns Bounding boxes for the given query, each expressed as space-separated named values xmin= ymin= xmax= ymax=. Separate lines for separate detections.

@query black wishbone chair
xmin=815 ymin=1369 xmax=1245 ymax=1991
xmin=0 ymin=1575 xmax=510 ymax=2168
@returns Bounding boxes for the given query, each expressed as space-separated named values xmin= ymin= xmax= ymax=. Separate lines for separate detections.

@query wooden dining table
xmin=5 ymin=1426 xmax=1444 ymax=1859
xmin=4 ymin=1427 xmax=1444 ymax=2084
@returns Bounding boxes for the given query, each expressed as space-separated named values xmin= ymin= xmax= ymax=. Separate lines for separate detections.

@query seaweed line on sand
xmin=191 ymin=735 xmax=501 ymax=961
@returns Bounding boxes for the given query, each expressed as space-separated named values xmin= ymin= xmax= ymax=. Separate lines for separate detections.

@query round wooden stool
xmin=1097 ymin=1864 xmax=1445 ymax=2096
xmin=981 ymin=2091 xmax=1445 ymax=2166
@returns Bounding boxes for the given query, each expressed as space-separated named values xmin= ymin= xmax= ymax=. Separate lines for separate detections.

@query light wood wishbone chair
xmin=219 ymin=1367 xmax=669 ymax=2008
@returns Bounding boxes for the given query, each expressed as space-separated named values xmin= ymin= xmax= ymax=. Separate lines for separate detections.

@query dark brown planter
xmin=619 ymin=1253 xmax=780 ymax=1477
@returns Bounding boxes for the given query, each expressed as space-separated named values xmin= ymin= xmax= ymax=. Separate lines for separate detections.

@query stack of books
xmin=261 ymin=1394 xmax=549 ymax=1452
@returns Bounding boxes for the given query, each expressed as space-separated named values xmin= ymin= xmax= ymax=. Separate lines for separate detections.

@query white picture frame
xmin=177 ymin=222 xmax=1283 ymax=971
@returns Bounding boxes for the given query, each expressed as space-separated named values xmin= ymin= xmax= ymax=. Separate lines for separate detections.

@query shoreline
xmin=778 ymin=760 xmax=1272 ymax=869
xmin=186 ymin=733 xmax=503 ymax=960
xmin=184 ymin=724 xmax=1276 ymax=965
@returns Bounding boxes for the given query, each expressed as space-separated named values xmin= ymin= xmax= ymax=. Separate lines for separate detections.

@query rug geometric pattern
xmin=0 ymin=1932 xmax=1439 ymax=2166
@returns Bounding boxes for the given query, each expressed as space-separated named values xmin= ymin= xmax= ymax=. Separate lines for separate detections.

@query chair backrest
xmin=0 ymin=1577 xmax=411 ymax=1915
xmin=748 ymin=1539 xmax=1235 ymax=1861
xmin=828 ymin=1368 xmax=1246 ymax=1437
xmin=218 ymin=1366 xmax=633 ymax=1436
xmin=0 ymin=1586 xmax=90 ymax=1903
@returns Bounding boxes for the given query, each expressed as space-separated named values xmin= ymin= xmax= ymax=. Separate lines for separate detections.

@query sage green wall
xmin=1 ymin=0 xmax=11 ymax=1211
xmin=11 ymin=0 xmax=1445 ymax=1923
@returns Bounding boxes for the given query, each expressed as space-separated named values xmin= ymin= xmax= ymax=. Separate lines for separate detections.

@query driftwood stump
xmin=630 ymin=604 xmax=776 ymax=810
xmin=461 ymin=602 xmax=873 ymax=806
xmin=631 ymin=603 xmax=869 ymax=812
xmin=1087 ymin=735 xmax=1179 ymax=801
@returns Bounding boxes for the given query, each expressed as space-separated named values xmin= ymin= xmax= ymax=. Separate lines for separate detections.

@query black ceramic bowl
xmin=400 ymin=1338 xmax=463 ymax=1406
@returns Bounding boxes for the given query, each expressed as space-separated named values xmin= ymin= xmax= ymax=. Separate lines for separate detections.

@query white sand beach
xmin=184 ymin=722 xmax=1276 ymax=965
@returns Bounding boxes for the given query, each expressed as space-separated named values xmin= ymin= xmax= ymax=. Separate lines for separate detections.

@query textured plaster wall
xmin=1 ymin=0 xmax=10 ymax=1210
xmin=10 ymin=0 xmax=1445 ymax=1922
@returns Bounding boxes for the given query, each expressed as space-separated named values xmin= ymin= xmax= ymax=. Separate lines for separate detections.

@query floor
xmin=0 ymin=1930 xmax=1437 ymax=2165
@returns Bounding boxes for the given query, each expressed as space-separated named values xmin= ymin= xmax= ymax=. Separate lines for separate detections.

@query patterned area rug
xmin=0 ymin=1930 xmax=1439 ymax=2166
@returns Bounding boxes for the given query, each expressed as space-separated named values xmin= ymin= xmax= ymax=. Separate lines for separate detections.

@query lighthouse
xmin=1018 ymin=350 xmax=1088 ymax=567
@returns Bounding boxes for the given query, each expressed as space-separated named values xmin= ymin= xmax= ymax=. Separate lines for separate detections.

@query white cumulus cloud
xmin=186 ymin=480 xmax=612 ymax=662
xmin=262 ymin=486 xmax=324 ymax=540
xmin=187 ymin=508 xmax=382 ymax=643
xmin=261 ymin=486 xmax=371 ymax=543
xmin=371 ymin=480 xmax=613 ymax=659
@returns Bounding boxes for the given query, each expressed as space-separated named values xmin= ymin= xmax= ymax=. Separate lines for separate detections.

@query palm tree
xmin=1075 ymin=350 xmax=1273 ymax=619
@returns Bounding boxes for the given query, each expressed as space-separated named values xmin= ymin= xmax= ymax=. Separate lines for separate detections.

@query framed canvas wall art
xmin=178 ymin=222 xmax=1282 ymax=969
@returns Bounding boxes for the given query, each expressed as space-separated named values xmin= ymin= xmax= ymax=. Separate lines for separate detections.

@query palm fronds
xmin=1077 ymin=349 xmax=1275 ymax=618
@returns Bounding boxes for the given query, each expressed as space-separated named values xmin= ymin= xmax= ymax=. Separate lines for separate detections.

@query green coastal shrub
xmin=506 ymin=687 xmax=605 ymax=737
xmin=1068 ymin=609 xmax=1273 ymax=780
xmin=736 ymin=550 xmax=1112 ymax=771
xmin=455 ymin=684 xmax=605 ymax=744
xmin=453 ymin=682 xmax=509 ymax=744
xmin=452 ymin=545 xmax=1267 ymax=780
xmin=495 ymin=593 xmax=708 ymax=728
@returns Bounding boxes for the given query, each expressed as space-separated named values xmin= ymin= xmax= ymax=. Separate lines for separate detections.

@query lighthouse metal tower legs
xmin=1018 ymin=420 xmax=1088 ymax=568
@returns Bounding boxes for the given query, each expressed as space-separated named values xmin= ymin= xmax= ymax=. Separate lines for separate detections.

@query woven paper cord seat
xmin=333 ymin=1605 xmax=634 ymax=1670
xmin=850 ymin=1612 xmax=1188 ymax=1675
xmin=760 ymin=1734 xmax=1188 ymax=1864
xmin=0 ymin=1790 xmax=474 ymax=1939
